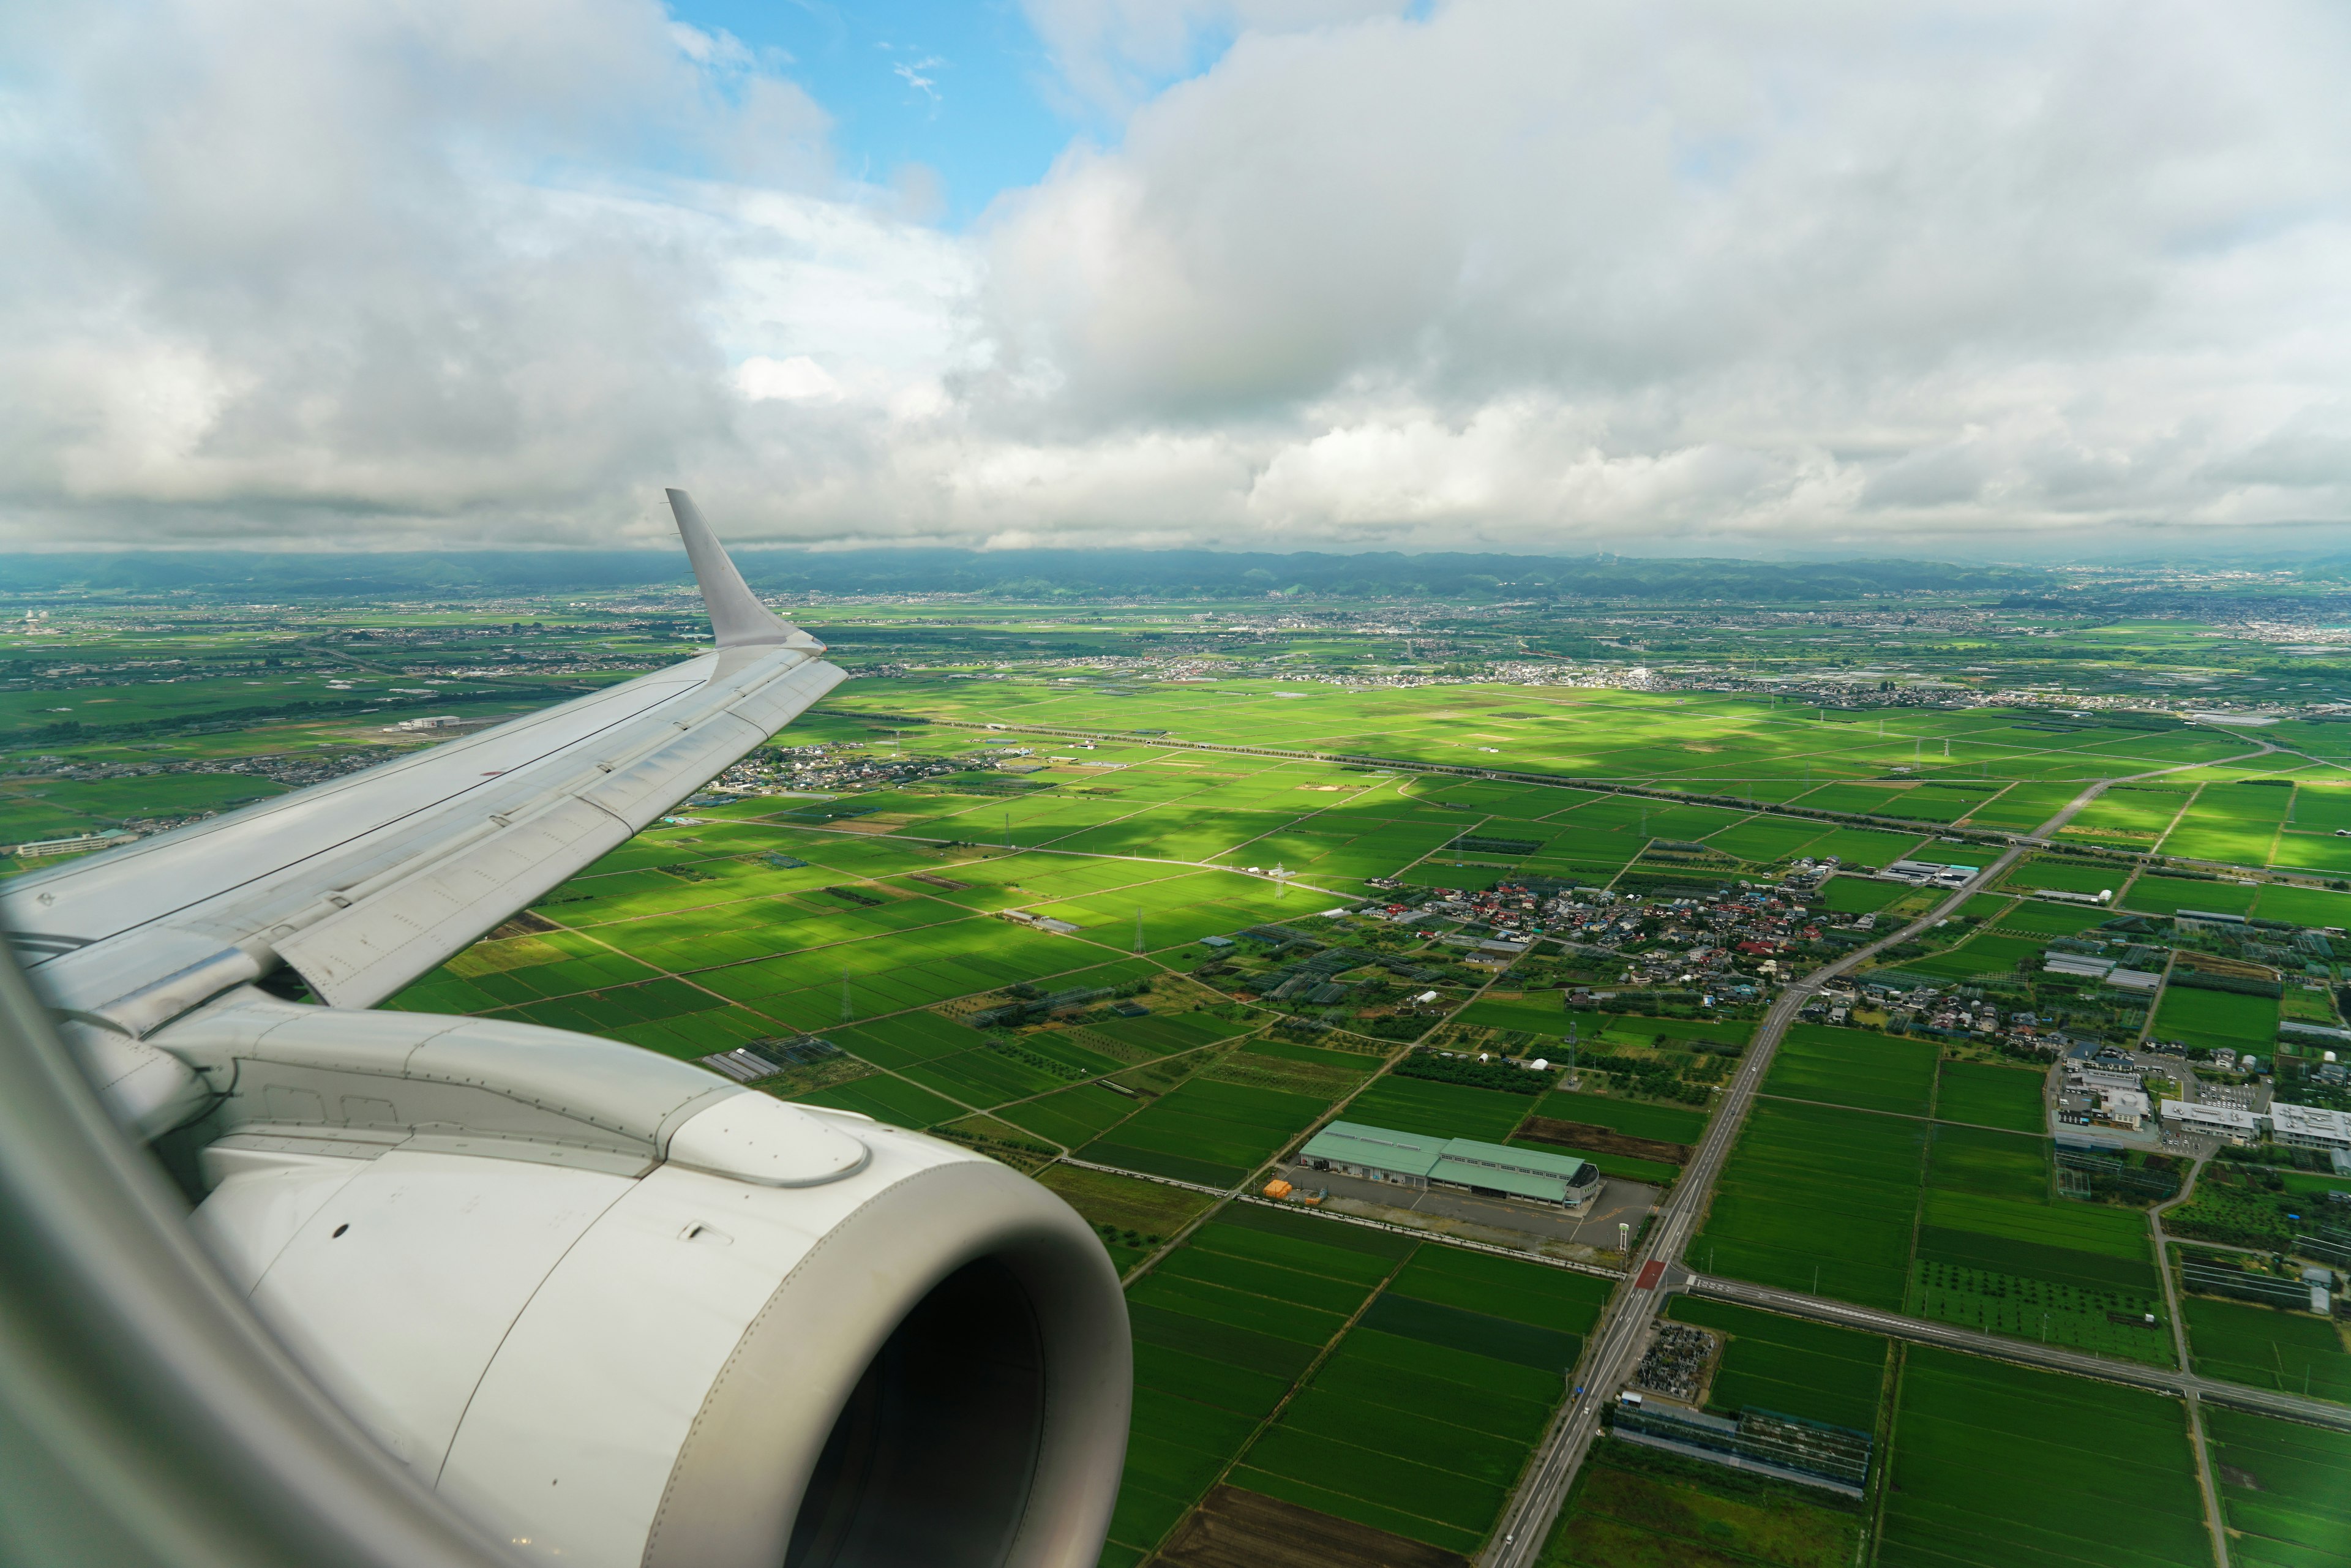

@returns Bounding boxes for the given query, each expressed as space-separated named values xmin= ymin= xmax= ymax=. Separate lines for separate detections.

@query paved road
xmin=1478 ymin=836 xmax=2040 ymax=1564
xmin=1472 ymin=765 xmax=2249 ymax=1567
xmin=1687 ymin=1272 xmax=2351 ymax=1434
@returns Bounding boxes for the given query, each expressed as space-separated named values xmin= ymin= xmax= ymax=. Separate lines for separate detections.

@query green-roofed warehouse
xmin=1297 ymin=1120 xmax=1601 ymax=1208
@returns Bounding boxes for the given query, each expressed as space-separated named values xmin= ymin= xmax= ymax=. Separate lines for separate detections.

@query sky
xmin=1 ymin=0 xmax=2347 ymax=560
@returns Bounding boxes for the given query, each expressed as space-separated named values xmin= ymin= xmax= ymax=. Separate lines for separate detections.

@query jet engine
xmin=144 ymin=992 xmax=1131 ymax=1568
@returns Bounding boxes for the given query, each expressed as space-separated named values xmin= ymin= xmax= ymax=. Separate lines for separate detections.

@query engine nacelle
xmin=151 ymin=994 xmax=1130 ymax=1567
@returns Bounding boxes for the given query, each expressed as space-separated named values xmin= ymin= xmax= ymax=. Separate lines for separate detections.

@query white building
xmin=2159 ymin=1101 xmax=2260 ymax=1142
xmin=2096 ymin=1087 xmax=2150 ymax=1130
xmin=2270 ymin=1103 xmax=2351 ymax=1153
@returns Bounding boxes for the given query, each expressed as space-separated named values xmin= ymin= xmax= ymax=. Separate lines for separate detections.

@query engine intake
xmin=163 ymin=994 xmax=1130 ymax=1568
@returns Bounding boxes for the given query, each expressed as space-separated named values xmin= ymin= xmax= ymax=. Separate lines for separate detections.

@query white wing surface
xmin=2 ymin=492 xmax=842 ymax=1025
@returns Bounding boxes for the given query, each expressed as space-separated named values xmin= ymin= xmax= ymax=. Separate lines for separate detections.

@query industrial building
xmin=2158 ymin=1100 xmax=2260 ymax=1142
xmin=1296 ymin=1121 xmax=1600 ymax=1208
xmin=2271 ymin=1103 xmax=2351 ymax=1153
xmin=1878 ymin=859 xmax=1981 ymax=888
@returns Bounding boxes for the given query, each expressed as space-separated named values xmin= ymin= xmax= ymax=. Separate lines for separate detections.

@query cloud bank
xmin=1 ymin=0 xmax=2346 ymax=555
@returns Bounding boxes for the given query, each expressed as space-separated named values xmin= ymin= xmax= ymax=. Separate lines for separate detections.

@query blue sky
xmin=669 ymin=1 xmax=1085 ymax=225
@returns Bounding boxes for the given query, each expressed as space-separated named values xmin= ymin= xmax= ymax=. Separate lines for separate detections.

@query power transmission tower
xmin=841 ymin=967 xmax=851 ymax=1024
xmin=1133 ymin=907 xmax=1144 ymax=955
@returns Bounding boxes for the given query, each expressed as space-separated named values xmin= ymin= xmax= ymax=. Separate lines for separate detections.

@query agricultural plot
xmin=2125 ymin=875 xmax=2260 ymax=918
xmin=1230 ymin=1242 xmax=1600 ymax=1557
xmin=1103 ymin=1207 xmax=1413 ymax=1564
xmin=1998 ymin=856 xmax=2126 ymax=896
xmin=1933 ymin=1059 xmax=2047 ymax=1133
xmin=2151 ymin=985 xmax=2279 ymax=1052
xmin=2269 ymin=830 xmax=2351 ymax=876
xmin=381 ymin=926 xmax=662 ymax=1014
xmin=1815 ymin=876 xmax=1908 ymax=913
xmin=1960 ymin=781 xmax=2086 ymax=831
xmin=1989 ymin=899 xmax=2112 ymax=937
xmin=1690 ymin=1099 xmax=1927 ymax=1309
xmin=1537 ymin=1438 xmax=1864 ymax=1568
xmin=1079 ymin=1076 xmax=1332 ymax=1188
xmin=1706 ymin=814 xmax=1824 ymax=864
xmin=2201 ymin=1407 xmax=2351 ymax=1568
xmin=1898 ymin=930 xmax=2044 ymax=982
xmin=2161 ymin=782 xmax=2291 ymax=868
xmin=1205 ymin=1038 xmax=1381 ymax=1101
xmin=1665 ymin=1296 xmax=1887 ymax=1433
xmin=2180 ymin=1294 xmax=2351 ymax=1404
xmin=2060 ymin=786 xmax=2191 ymax=849
xmin=1555 ymin=1010 xmax=1757 ymax=1051
xmin=1879 ymin=1348 xmax=2214 ymax=1568
xmin=1343 ymin=1073 xmax=1537 ymax=1144
xmin=1910 ymin=1125 xmax=2170 ymax=1363
xmin=1760 ymin=1024 xmax=1938 ymax=1116
xmin=2255 ymin=882 xmax=2351 ymax=929
xmin=1798 ymin=781 xmax=1979 ymax=822
xmin=1456 ymin=993 xmax=1580 ymax=1037
xmin=1801 ymin=827 xmax=1932 ymax=869
xmin=1530 ymin=1089 xmax=1708 ymax=1147
xmin=1035 ymin=1164 xmax=1215 ymax=1274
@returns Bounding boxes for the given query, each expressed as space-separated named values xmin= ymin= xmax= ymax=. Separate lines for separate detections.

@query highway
xmin=1474 ymin=765 xmax=2248 ymax=1568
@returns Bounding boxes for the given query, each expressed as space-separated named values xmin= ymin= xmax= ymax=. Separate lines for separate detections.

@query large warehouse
xmin=1296 ymin=1121 xmax=1602 ymax=1209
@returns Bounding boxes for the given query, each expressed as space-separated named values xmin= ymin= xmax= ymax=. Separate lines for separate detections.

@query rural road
xmin=1475 ymin=771 xmax=2177 ymax=1568
xmin=1682 ymin=1273 xmax=2351 ymax=1433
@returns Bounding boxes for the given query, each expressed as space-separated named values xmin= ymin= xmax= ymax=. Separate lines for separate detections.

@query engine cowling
xmin=151 ymin=994 xmax=1131 ymax=1568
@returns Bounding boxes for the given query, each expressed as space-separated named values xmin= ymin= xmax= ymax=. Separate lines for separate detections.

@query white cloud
xmin=0 ymin=0 xmax=2345 ymax=557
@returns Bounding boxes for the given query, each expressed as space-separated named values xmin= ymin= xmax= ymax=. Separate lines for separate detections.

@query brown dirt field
xmin=1155 ymin=1486 xmax=1469 ymax=1568
xmin=1516 ymin=1116 xmax=1690 ymax=1165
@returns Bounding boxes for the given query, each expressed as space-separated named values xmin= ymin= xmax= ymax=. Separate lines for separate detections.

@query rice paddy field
xmin=1095 ymin=1202 xmax=1611 ymax=1565
xmin=1667 ymin=1296 xmax=1888 ymax=1433
xmin=1878 ymin=1348 xmax=2214 ymax=1568
xmin=18 ymin=626 xmax=2351 ymax=1568
xmin=1696 ymin=1052 xmax=2172 ymax=1362
xmin=2200 ymin=1408 xmax=2351 ymax=1568
xmin=2150 ymin=985 xmax=2281 ymax=1052
xmin=2178 ymin=1293 xmax=2351 ymax=1404
xmin=1932 ymin=1059 xmax=2047 ymax=1132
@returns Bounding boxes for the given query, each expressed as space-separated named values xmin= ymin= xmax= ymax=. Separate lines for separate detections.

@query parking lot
xmin=1273 ymin=1163 xmax=1659 ymax=1254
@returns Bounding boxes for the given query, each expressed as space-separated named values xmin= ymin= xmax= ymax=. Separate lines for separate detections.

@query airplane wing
xmin=2 ymin=490 xmax=843 ymax=1110
xmin=0 ymin=491 xmax=1131 ymax=1568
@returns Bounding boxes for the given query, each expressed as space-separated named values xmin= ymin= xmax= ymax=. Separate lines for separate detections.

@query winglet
xmin=665 ymin=489 xmax=821 ymax=652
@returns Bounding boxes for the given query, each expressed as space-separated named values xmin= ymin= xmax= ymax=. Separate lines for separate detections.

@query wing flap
xmin=276 ymin=797 xmax=635 ymax=1008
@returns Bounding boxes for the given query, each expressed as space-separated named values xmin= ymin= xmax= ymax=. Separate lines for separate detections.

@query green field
xmin=17 ymin=599 xmax=2351 ymax=1568
xmin=2126 ymin=875 xmax=2260 ymax=918
xmin=1537 ymin=1436 xmax=1864 ymax=1568
xmin=2202 ymin=1406 xmax=2351 ymax=1568
xmin=2000 ymin=857 xmax=2126 ymax=896
xmin=1530 ymin=1088 xmax=1710 ymax=1145
xmin=2180 ymin=1294 xmax=2351 ymax=1404
xmin=1690 ymin=1098 xmax=1927 ymax=1309
xmin=1909 ymin=1124 xmax=2170 ymax=1363
xmin=1933 ymin=1059 xmax=2047 ymax=1132
xmin=2152 ymin=984 xmax=2279 ymax=1051
xmin=1879 ymin=1348 xmax=2214 ymax=1568
xmin=1104 ymin=1204 xmax=1416 ymax=1561
xmin=1900 ymin=930 xmax=2046 ymax=981
xmin=1230 ymin=1240 xmax=1603 ymax=1555
xmin=1666 ymin=1295 xmax=1886 ymax=1433
xmin=1760 ymin=1024 xmax=1938 ymax=1117
xmin=1079 ymin=1077 xmax=1330 ymax=1187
